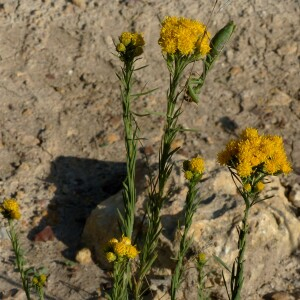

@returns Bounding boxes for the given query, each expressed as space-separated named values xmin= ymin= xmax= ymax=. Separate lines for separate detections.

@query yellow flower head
xmin=120 ymin=32 xmax=132 ymax=46
xmin=158 ymin=16 xmax=211 ymax=57
xmin=243 ymin=183 xmax=252 ymax=192
xmin=189 ymin=157 xmax=205 ymax=174
xmin=217 ymin=128 xmax=292 ymax=178
xmin=255 ymin=181 xmax=265 ymax=192
xmin=113 ymin=242 xmax=128 ymax=257
xmin=104 ymin=238 xmax=119 ymax=252
xmin=106 ymin=251 xmax=117 ymax=263
xmin=117 ymin=32 xmax=145 ymax=59
xmin=126 ymin=245 xmax=139 ymax=259
xmin=131 ymin=33 xmax=145 ymax=47
xmin=116 ymin=43 xmax=126 ymax=53
xmin=198 ymin=252 xmax=206 ymax=264
xmin=184 ymin=170 xmax=193 ymax=181
xmin=120 ymin=236 xmax=131 ymax=246
xmin=0 ymin=199 xmax=21 ymax=220
xmin=32 ymin=274 xmax=47 ymax=288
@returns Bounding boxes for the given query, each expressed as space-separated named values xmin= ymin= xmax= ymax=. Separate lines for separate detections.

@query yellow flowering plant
xmin=1 ymin=199 xmax=46 ymax=300
xmin=132 ymin=16 xmax=235 ymax=299
xmin=31 ymin=271 xmax=47 ymax=300
xmin=110 ymin=15 xmax=235 ymax=299
xmin=171 ymin=157 xmax=205 ymax=300
xmin=217 ymin=128 xmax=292 ymax=300
xmin=104 ymin=236 xmax=138 ymax=300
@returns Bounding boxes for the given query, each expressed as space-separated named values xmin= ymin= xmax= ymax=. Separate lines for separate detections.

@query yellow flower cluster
xmin=104 ymin=236 xmax=139 ymax=262
xmin=158 ymin=16 xmax=211 ymax=56
xmin=0 ymin=199 xmax=21 ymax=220
xmin=116 ymin=32 xmax=145 ymax=59
xmin=217 ymin=128 xmax=292 ymax=178
xmin=32 ymin=274 xmax=47 ymax=288
xmin=183 ymin=156 xmax=205 ymax=180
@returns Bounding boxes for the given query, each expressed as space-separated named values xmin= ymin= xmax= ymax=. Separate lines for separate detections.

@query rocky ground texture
xmin=0 ymin=0 xmax=299 ymax=299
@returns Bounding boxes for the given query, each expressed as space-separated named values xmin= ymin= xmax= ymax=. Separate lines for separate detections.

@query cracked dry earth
xmin=0 ymin=0 xmax=300 ymax=299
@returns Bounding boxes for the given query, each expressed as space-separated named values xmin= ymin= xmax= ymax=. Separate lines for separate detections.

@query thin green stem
xmin=171 ymin=179 xmax=199 ymax=299
xmin=8 ymin=219 xmax=31 ymax=300
xmin=231 ymin=204 xmax=250 ymax=300
xmin=120 ymin=59 xmax=138 ymax=239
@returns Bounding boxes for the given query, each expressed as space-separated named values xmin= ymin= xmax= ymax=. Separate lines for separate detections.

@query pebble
xmin=269 ymin=291 xmax=295 ymax=300
xmin=75 ymin=248 xmax=92 ymax=264
xmin=267 ymin=88 xmax=292 ymax=106
xmin=71 ymin=0 xmax=86 ymax=9
xmin=277 ymin=42 xmax=298 ymax=56
xmin=289 ymin=183 xmax=300 ymax=208
xmin=34 ymin=225 xmax=55 ymax=242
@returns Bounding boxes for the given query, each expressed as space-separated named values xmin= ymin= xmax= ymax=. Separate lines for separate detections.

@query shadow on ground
xmin=28 ymin=156 xmax=126 ymax=260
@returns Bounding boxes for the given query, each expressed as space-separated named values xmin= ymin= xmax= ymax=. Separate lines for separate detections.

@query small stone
xmin=289 ymin=184 xmax=300 ymax=208
xmin=230 ymin=66 xmax=243 ymax=76
xmin=34 ymin=225 xmax=55 ymax=242
xmin=109 ymin=115 xmax=122 ymax=130
xmin=269 ymin=291 xmax=295 ymax=300
xmin=106 ymin=133 xmax=120 ymax=144
xmin=267 ymin=88 xmax=292 ymax=106
xmin=20 ymin=135 xmax=40 ymax=146
xmin=71 ymin=0 xmax=86 ymax=9
xmin=140 ymin=145 xmax=154 ymax=156
xmin=75 ymin=248 xmax=92 ymax=264
xmin=277 ymin=42 xmax=298 ymax=56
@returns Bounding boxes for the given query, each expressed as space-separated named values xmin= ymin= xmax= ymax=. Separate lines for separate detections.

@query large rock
xmin=81 ymin=156 xmax=300 ymax=297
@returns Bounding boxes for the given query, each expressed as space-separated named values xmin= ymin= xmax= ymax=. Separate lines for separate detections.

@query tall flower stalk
xmin=217 ymin=128 xmax=292 ymax=299
xmin=171 ymin=157 xmax=205 ymax=299
xmin=134 ymin=16 xmax=211 ymax=299
xmin=1 ymin=199 xmax=46 ymax=300
xmin=116 ymin=32 xmax=145 ymax=238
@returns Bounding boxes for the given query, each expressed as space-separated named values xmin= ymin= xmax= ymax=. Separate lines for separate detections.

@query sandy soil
xmin=0 ymin=0 xmax=299 ymax=299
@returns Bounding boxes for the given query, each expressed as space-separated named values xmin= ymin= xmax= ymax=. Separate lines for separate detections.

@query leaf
xmin=213 ymin=255 xmax=231 ymax=273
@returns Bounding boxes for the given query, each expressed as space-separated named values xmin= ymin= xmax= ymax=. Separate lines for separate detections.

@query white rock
xmin=75 ymin=248 xmax=92 ymax=265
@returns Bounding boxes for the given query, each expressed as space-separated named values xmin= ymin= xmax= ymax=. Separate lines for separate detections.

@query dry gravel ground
xmin=0 ymin=0 xmax=299 ymax=299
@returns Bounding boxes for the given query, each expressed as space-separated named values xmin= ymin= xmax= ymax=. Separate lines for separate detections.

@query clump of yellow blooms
xmin=158 ymin=16 xmax=211 ymax=57
xmin=183 ymin=156 xmax=205 ymax=181
xmin=32 ymin=274 xmax=47 ymax=288
xmin=116 ymin=32 xmax=145 ymax=60
xmin=217 ymin=128 xmax=292 ymax=178
xmin=0 ymin=199 xmax=21 ymax=220
xmin=104 ymin=235 xmax=139 ymax=262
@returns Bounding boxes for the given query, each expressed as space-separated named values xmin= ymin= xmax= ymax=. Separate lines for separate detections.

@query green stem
xmin=37 ymin=288 xmax=44 ymax=300
xmin=8 ymin=219 xmax=31 ymax=300
xmin=198 ymin=264 xmax=206 ymax=300
xmin=121 ymin=59 xmax=137 ymax=239
xmin=231 ymin=204 xmax=250 ymax=300
xmin=171 ymin=180 xmax=198 ymax=300
xmin=111 ymin=260 xmax=129 ymax=300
